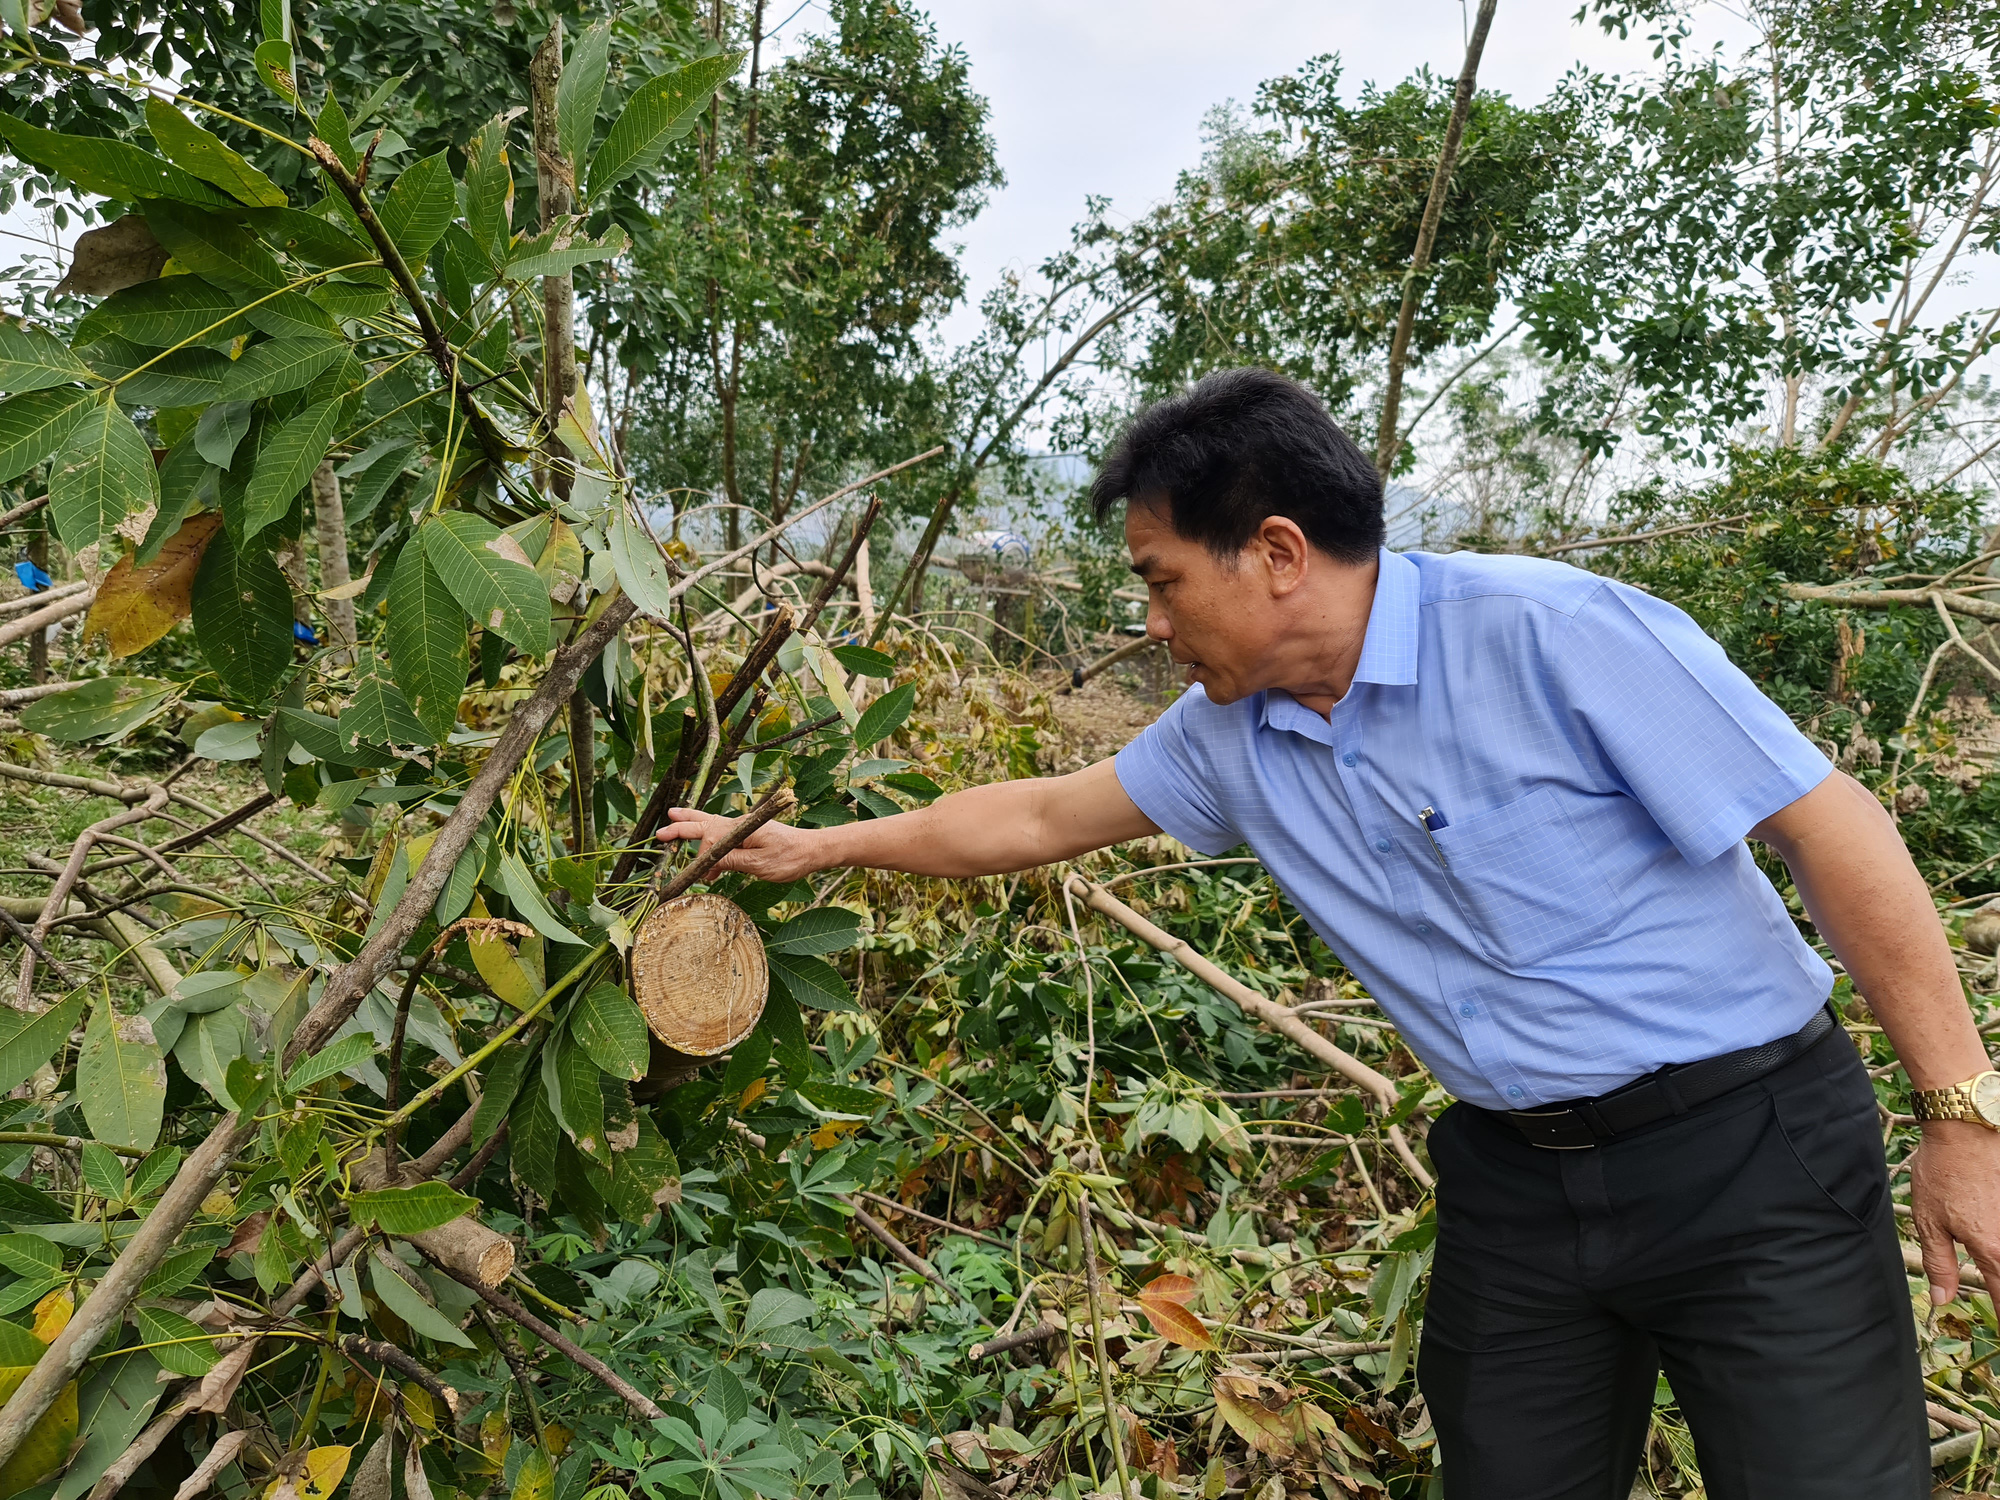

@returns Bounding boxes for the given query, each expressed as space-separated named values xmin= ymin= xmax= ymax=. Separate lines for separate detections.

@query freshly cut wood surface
xmin=631 ymin=893 xmax=767 ymax=1058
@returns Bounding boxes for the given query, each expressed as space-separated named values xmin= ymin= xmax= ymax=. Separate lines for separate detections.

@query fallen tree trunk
xmin=0 ymin=588 xmax=94 ymax=651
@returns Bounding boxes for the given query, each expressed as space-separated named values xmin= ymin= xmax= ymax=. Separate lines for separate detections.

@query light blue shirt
xmin=1113 ymin=546 xmax=1835 ymax=1109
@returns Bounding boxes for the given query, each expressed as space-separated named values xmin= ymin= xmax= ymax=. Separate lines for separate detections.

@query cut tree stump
xmin=631 ymin=893 xmax=767 ymax=1093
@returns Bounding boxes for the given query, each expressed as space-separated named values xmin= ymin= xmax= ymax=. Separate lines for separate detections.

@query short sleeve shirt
xmin=1113 ymin=547 xmax=1834 ymax=1109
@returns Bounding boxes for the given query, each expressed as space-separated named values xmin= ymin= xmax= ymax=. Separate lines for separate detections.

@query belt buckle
xmin=1507 ymin=1107 xmax=1599 ymax=1150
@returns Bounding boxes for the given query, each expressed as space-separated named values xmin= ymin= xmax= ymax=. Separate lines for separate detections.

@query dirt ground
xmin=1037 ymin=665 xmax=1172 ymax=771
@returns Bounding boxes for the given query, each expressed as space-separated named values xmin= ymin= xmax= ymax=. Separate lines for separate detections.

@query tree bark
xmin=311 ymin=460 xmax=357 ymax=667
xmin=531 ymin=20 xmax=577 ymax=503
xmin=1373 ymin=0 xmax=1501 ymax=478
xmin=25 ymin=515 xmax=47 ymax=684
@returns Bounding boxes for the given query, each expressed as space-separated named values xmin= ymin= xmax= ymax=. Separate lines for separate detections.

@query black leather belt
xmin=1497 ymin=1004 xmax=1840 ymax=1149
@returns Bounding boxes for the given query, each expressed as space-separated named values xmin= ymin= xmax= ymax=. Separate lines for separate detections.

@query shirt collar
xmin=1257 ymin=548 xmax=1418 ymax=736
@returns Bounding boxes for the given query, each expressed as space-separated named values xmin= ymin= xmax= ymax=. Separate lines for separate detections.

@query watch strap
xmin=1912 ymin=1075 xmax=1999 ymax=1127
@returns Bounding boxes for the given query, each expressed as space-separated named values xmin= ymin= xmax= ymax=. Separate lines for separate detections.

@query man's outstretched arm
xmin=656 ymin=756 xmax=1160 ymax=884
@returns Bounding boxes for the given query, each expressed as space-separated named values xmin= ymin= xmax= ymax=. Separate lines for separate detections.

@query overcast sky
xmin=804 ymin=0 xmax=1758 ymax=342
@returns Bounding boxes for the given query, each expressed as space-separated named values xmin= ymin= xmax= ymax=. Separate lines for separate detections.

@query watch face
xmin=1972 ymin=1072 xmax=2000 ymax=1126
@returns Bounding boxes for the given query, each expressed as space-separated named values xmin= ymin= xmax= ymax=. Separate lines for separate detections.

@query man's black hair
xmin=1089 ymin=367 xmax=1385 ymax=563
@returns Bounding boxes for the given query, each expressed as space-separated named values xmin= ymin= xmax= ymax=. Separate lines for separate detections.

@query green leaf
xmin=347 ymin=1182 xmax=480 ymax=1236
xmin=378 ymin=152 xmax=455 ymax=265
xmin=543 ymin=1031 xmax=606 ymax=1162
xmin=607 ymin=1112 xmax=680 ymax=1221
xmin=242 ymin=397 xmax=345 ymax=542
xmin=0 ymin=993 xmax=83 ymax=1104
xmin=797 ymin=1078 xmax=884 ymax=1117
xmin=87 ymin=339 xmax=228 ymax=409
xmin=0 ymin=317 xmax=93 ymax=394
xmin=511 ymin=1448 xmax=554 ymax=1500
xmin=218 ymin=336 xmax=347 ymax=404
xmin=142 ymin=201 xmax=285 ymax=291
xmin=831 ymin=644 xmax=895 ymax=679
xmin=243 ymin=290 xmax=342 ymax=342
xmin=0 ymin=110 xmax=234 ymax=209
xmin=761 ymin=989 xmax=809 ymax=1081
xmin=743 ymin=1286 xmax=816 ymax=1338
xmin=285 ymin=1032 xmax=376 ymax=1091
xmin=767 ymin=951 xmax=858 ymax=1013
xmin=191 ymin=525 xmax=293 ymax=701
xmin=570 ymin=984 xmax=648 ymax=1082
xmin=133 ymin=1305 xmax=216 ymax=1377
xmin=498 ymin=850 xmax=586 ymax=947
xmin=248 ymin=207 xmax=374 ymax=271
xmin=19 ymin=678 xmax=174 ymax=742
xmin=314 ymin=90 xmax=357 ymax=173
xmin=72 ymin=276 xmax=245 ymax=350
xmin=172 ymin=1006 xmax=248 ymax=1108
xmin=463 ymin=114 xmax=513 ymax=259
xmin=52 ymin=1348 xmax=154 ymax=1500
xmin=77 ymin=998 xmax=164 ymax=1152
xmin=852 ymin=683 xmax=916 ymax=751
xmin=558 ymin=19 xmax=613 ymax=168
xmin=419 ymin=512 xmax=552 ymax=652
xmin=339 ymin=653 xmax=436 ymax=749
xmin=0 ymin=1236 xmax=59 ymax=1281
xmin=471 ymin=1042 xmax=532 ymax=1146
xmin=138 ymin=1242 xmax=208 ymax=1299
xmin=587 ymin=52 xmax=743 ymax=202
xmin=254 ymin=37 xmax=297 ymax=104
xmin=0 ymin=385 xmax=96 ymax=484
xmin=130 ymin=1145 xmax=183 ymax=1200
xmin=509 ymin=1076 xmax=560 ymax=1198
xmin=368 ymin=1256 xmax=474 ymax=1347
xmin=194 ymin=400 xmax=253 ymax=469
xmin=504 ymin=223 xmax=628 ymax=282
xmin=384 ymin=547 xmax=468 ymax=741
xmin=49 ymin=393 xmax=159 ymax=552
xmin=275 ymin=706 xmax=397 ymax=768
xmin=144 ymin=97 xmax=287 ymax=209
xmin=608 ymin=501 xmax=679 ymax=619
xmin=764 ymin=907 xmax=863 ymax=956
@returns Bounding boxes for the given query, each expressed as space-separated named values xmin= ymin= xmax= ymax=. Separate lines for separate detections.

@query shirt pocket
xmin=1430 ymin=784 xmax=1623 ymax=969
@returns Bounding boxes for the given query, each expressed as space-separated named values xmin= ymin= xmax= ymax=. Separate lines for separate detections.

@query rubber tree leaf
xmin=0 ymin=386 xmax=93 ymax=488
xmin=275 ymin=706 xmax=397 ymax=768
xmin=254 ymin=37 xmax=297 ymax=104
xmin=570 ymin=984 xmax=648 ymax=1081
xmin=242 ymin=397 xmax=344 ymax=541
xmin=48 ymin=393 xmax=157 ymax=552
xmin=557 ymin=18 xmax=613 ymax=168
xmin=419 ymin=511 xmax=551 ymax=652
xmin=463 ymin=113 xmax=513 ymax=262
xmin=53 ymin=215 xmax=168 ymax=297
xmin=763 ymin=907 xmax=863 ymax=956
xmin=245 ymin=290 xmax=341 ymax=341
xmin=347 ymin=1182 xmax=480 ymax=1236
xmin=587 ymin=52 xmax=743 ymax=201
xmin=0 ymin=1362 xmax=76 ymax=1496
xmin=191 ymin=525 xmax=294 ymax=701
xmin=498 ymin=850 xmax=586 ymax=946
xmin=0 ymin=316 xmax=92 ymax=393
xmin=19 ymin=677 xmax=175 ymax=742
xmin=0 ymin=109 xmax=234 ymax=209
xmin=72 ymin=276 xmax=245 ymax=350
xmin=508 ymin=1076 xmax=560 ymax=1198
xmin=470 ymin=1042 xmax=532 ymax=1145
xmin=606 ymin=1113 xmax=680 ymax=1220
xmin=87 ymin=338 xmax=228 ymax=408
xmin=219 ymin=336 xmax=347 ymax=403
xmin=542 ymin=1030 xmax=605 ymax=1161
xmin=143 ymin=96 xmax=287 ymax=208
xmin=141 ymin=200 xmax=285 ymax=291
xmin=76 ymin=997 xmax=165 ymax=1151
xmin=378 ymin=151 xmax=455 ymax=265
xmin=133 ymin=1305 xmax=217 ymax=1376
xmin=284 ymin=1031 xmax=375 ymax=1091
xmin=852 ymin=682 xmax=916 ymax=751
xmin=369 ymin=1255 xmax=474 ymax=1347
xmin=172 ymin=1006 xmax=248 ymax=1107
xmin=504 ymin=223 xmax=627 ymax=281
xmin=339 ymin=655 xmax=436 ymax=749
xmin=384 ymin=545 xmax=469 ymax=741
xmin=194 ymin=399 xmax=253 ymax=469
xmin=0 ymin=993 xmax=83 ymax=1100
xmin=83 ymin=512 xmax=223 ymax=658
xmin=607 ymin=502 xmax=678 ymax=621
xmin=767 ymin=951 xmax=857 ymax=1013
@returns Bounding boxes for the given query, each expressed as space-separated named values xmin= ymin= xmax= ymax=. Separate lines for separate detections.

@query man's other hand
xmin=1911 ymin=1119 xmax=2000 ymax=1306
xmin=657 ymin=807 xmax=819 ymax=883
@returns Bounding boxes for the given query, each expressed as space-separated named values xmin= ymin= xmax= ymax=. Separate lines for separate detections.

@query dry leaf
xmin=55 ymin=215 xmax=167 ymax=296
xmin=85 ymin=511 xmax=222 ymax=658
xmin=29 ymin=1287 xmax=70 ymax=1343
xmin=173 ymin=1429 xmax=249 ymax=1500
xmin=1212 ymin=1372 xmax=1302 ymax=1460
xmin=1136 ymin=1272 xmax=1211 ymax=1350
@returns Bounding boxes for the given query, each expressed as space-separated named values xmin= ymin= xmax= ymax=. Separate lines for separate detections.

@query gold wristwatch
xmin=1911 ymin=1071 xmax=2000 ymax=1128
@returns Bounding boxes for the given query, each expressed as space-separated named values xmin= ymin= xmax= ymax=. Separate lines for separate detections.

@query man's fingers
xmin=1918 ymin=1217 xmax=1962 ymax=1305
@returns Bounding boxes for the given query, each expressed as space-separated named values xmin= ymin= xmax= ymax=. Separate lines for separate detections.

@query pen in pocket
xmin=1417 ymin=806 xmax=1449 ymax=868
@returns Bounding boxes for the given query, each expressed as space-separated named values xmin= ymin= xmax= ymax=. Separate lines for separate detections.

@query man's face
xmin=1125 ymin=499 xmax=1281 ymax=705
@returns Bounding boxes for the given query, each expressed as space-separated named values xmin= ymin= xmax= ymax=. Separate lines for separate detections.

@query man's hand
xmin=656 ymin=807 xmax=823 ymax=884
xmin=1911 ymin=1120 xmax=2000 ymax=1305
xmin=656 ymin=758 xmax=1159 ymax=881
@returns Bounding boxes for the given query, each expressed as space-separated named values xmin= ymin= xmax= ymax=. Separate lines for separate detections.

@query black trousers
xmin=1417 ymin=1024 xmax=1929 ymax=1499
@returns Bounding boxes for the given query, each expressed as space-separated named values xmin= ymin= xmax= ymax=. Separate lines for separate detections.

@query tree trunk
xmin=1373 ymin=0 xmax=1501 ymax=478
xmin=568 ymin=688 xmax=596 ymax=856
xmin=531 ymin=20 xmax=577 ymax=504
xmin=24 ymin=516 xmax=46 ymax=685
xmin=312 ymin=460 xmax=357 ymax=667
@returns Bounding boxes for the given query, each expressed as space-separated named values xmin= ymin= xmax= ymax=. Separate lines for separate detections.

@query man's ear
xmin=1257 ymin=516 xmax=1312 ymax=596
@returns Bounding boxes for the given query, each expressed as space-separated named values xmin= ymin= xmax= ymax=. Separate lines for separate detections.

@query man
xmin=663 ymin=367 xmax=2000 ymax=1498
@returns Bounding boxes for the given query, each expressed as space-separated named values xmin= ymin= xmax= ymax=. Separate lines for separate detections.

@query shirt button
xmin=1416 ymin=923 xmax=1431 ymax=936
xmin=1342 ymin=752 xmax=1358 ymax=768
xmin=1507 ymin=1086 xmax=1524 ymax=1099
xmin=1460 ymin=1003 xmax=1476 ymax=1018
xmin=1374 ymin=838 xmax=1391 ymax=853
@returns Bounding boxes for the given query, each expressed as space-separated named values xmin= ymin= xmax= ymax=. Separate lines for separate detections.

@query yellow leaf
xmin=480 ymin=1408 xmax=512 ymax=1471
xmin=810 ymin=1119 xmax=863 ymax=1149
xmin=1212 ymin=1373 xmax=1302 ymax=1460
xmin=541 ymin=1421 xmax=572 ymax=1456
xmin=737 ymin=1078 xmax=768 ymax=1112
xmin=29 ymin=1287 xmax=70 ymax=1344
xmin=0 ymin=1367 xmax=77 ymax=1495
xmin=401 ymin=1381 xmax=436 ymax=1431
xmin=83 ymin=511 xmax=222 ymax=658
xmin=299 ymin=1445 xmax=352 ymax=1498
xmin=465 ymin=898 xmax=542 ymax=1012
